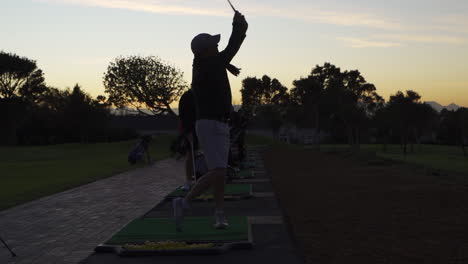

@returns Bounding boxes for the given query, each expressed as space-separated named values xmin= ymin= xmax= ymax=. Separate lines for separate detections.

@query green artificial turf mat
xmin=169 ymin=184 xmax=252 ymax=197
xmin=106 ymin=216 xmax=249 ymax=245
xmin=241 ymin=161 xmax=256 ymax=168
xmin=237 ymin=170 xmax=254 ymax=179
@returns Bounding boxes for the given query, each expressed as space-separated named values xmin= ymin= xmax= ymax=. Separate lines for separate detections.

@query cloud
xmin=337 ymin=37 xmax=402 ymax=48
xmin=337 ymin=32 xmax=468 ymax=48
xmin=265 ymin=9 xmax=401 ymax=30
xmin=35 ymin=0 xmax=401 ymax=30
xmin=33 ymin=0 xmax=468 ymax=34
xmin=375 ymin=33 xmax=468 ymax=44
xmin=35 ymin=0 xmax=230 ymax=16
xmin=311 ymin=11 xmax=401 ymax=30
xmin=35 ymin=0 xmax=468 ymax=48
xmin=433 ymin=14 xmax=468 ymax=34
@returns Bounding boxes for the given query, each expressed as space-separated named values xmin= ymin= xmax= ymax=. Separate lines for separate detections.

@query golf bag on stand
xmin=128 ymin=135 xmax=152 ymax=165
xmin=226 ymin=117 xmax=249 ymax=182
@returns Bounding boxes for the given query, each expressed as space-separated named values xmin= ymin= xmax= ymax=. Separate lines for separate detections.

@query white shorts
xmin=195 ymin=119 xmax=230 ymax=170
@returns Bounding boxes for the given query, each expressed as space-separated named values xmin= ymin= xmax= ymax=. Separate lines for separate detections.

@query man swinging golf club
xmin=172 ymin=4 xmax=248 ymax=231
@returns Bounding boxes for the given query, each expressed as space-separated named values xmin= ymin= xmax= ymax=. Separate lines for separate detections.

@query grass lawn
xmin=264 ymin=146 xmax=468 ymax=263
xmin=319 ymin=143 xmax=468 ymax=175
xmin=245 ymin=133 xmax=288 ymax=147
xmin=0 ymin=134 xmax=175 ymax=211
xmin=0 ymin=133 xmax=285 ymax=211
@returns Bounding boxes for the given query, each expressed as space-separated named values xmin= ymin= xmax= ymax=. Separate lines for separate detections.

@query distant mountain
xmin=425 ymin=101 xmax=461 ymax=112
xmin=173 ymin=105 xmax=242 ymax=115
xmin=110 ymin=104 xmax=242 ymax=116
xmin=446 ymin=103 xmax=461 ymax=111
xmin=110 ymin=107 xmax=155 ymax=115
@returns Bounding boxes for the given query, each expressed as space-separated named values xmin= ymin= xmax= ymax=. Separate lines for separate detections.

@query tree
xmin=293 ymin=63 xmax=384 ymax=149
xmin=289 ymin=76 xmax=322 ymax=146
xmin=0 ymin=51 xmax=47 ymax=102
xmin=264 ymin=77 xmax=289 ymax=106
xmin=461 ymin=108 xmax=468 ymax=156
xmin=19 ymin=86 xmax=70 ymax=144
xmin=342 ymin=69 xmax=384 ymax=116
xmin=0 ymin=51 xmax=47 ymax=145
xmin=63 ymin=84 xmax=110 ymax=143
xmin=386 ymin=91 xmax=418 ymax=154
xmin=240 ymin=77 xmax=262 ymax=116
xmin=13 ymin=84 xmax=111 ymax=144
xmin=241 ymin=75 xmax=289 ymax=117
xmin=103 ymin=56 xmax=187 ymax=116
xmin=439 ymin=108 xmax=468 ymax=156
xmin=240 ymin=75 xmax=289 ymax=137
xmin=412 ymin=102 xmax=438 ymax=147
xmin=373 ymin=105 xmax=392 ymax=151
xmin=383 ymin=90 xmax=437 ymax=154
xmin=290 ymin=77 xmax=322 ymax=126
xmin=341 ymin=69 xmax=384 ymax=149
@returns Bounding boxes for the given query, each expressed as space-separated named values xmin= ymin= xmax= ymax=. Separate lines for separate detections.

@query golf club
xmin=0 ymin=235 xmax=16 ymax=257
xmin=190 ymin=138 xmax=197 ymax=182
xmin=227 ymin=0 xmax=238 ymax=12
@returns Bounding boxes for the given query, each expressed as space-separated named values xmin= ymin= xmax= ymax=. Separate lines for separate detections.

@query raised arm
xmin=220 ymin=11 xmax=248 ymax=64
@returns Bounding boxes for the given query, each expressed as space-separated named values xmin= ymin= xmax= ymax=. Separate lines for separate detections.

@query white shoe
xmin=172 ymin=198 xmax=184 ymax=232
xmin=213 ymin=211 xmax=229 ymax=229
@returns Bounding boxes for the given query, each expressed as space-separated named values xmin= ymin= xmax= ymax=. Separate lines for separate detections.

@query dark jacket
xmin=178 ymin=89 xmax=196 ymax=131
xmin=192 ymin=22 xmax=247 ymax=120
xmin=177 ymin=89 xmax=199 ymax=150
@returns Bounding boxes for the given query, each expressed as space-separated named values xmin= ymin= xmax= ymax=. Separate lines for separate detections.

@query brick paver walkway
xmin=0 ymin=159 xmax=184 ymax=264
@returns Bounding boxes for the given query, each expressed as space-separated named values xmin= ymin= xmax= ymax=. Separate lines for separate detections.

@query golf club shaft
xmin=190 ymin=137 xmax=196 ymax=182
xmin=227 ymin=0 xmax=237 ymax=12
xmin=0 ymin=236 xmax=16 ymax=257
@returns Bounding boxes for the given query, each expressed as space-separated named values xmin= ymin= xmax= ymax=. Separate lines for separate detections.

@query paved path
xmin=0 ymin=159 xmax=185 ymax=264
xmin=82 ymin=146 xmax=304 ymax=264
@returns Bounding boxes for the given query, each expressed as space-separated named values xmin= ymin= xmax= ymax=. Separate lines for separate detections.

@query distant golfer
xmin=173 ymin=10 xmax=248 ymax=230
xmin=178 ymin=89 xmax=198 ymax=191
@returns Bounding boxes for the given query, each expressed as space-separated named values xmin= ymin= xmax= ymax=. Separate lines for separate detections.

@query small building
xmin=278 ymin=125 xmax=329 ymax=144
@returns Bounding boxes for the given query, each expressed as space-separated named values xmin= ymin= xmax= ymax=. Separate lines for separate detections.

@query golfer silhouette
xmin=172 ymin=9 xmax=248 ymax=231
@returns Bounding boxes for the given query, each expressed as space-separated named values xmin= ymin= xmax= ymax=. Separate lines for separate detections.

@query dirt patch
xmin=264 ymin=147 xmax=468 ymax=264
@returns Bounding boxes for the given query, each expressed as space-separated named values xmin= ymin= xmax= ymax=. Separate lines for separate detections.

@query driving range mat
xmin=234 ymin=169 xmax=254 ymax=179
xmin=167 ymin=184 xmax=252 ymax=201
xmin=95 ymin=216 xmax=253 ymax=256
xmin=145 ymin=195 xmax=281 ymax=218
xmin=240 ymin=161 xmax=257 ymax=169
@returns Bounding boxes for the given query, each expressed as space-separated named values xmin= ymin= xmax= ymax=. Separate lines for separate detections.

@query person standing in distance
xmin=173 ymin=11 xmax=248 ymax=230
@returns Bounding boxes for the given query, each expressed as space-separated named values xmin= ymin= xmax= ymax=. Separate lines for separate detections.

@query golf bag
xmin=228 ymin=117 xmax=248 ymax=166
xmin=128 ymin=135 xmax=152 ymax=165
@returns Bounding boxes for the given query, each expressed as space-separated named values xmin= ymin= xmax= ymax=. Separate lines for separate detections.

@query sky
xmin=2 ymin=0 xmax=468 ymax=106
